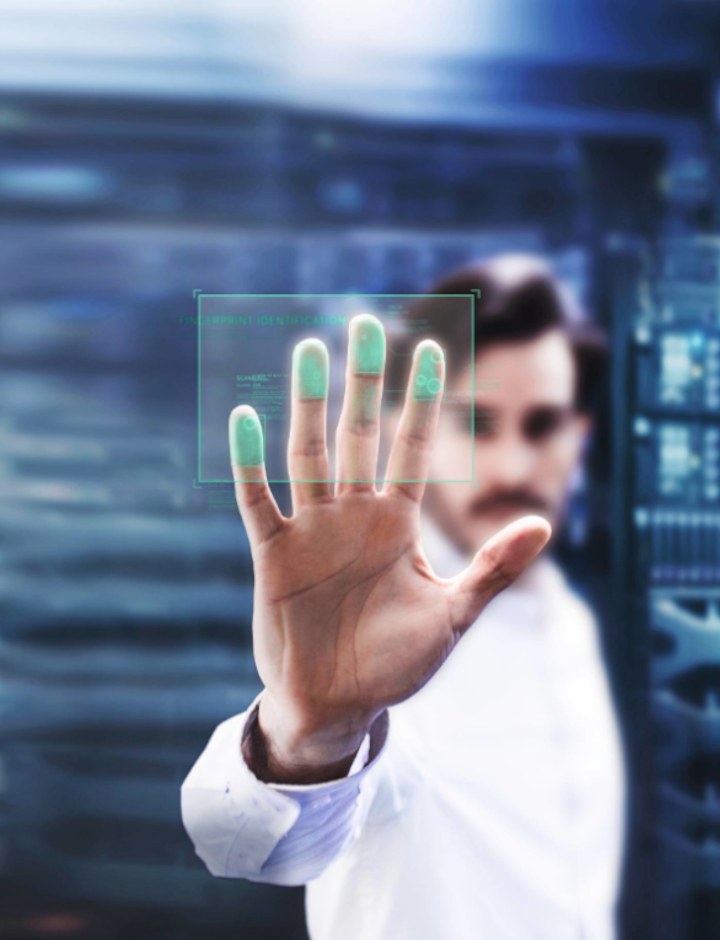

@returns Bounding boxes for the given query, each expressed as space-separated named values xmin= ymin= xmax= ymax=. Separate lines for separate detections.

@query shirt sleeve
xmin=180 ymin=690 xmax=390 ymax=886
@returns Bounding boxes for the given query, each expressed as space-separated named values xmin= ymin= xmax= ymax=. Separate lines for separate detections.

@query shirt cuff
xmin=243 ymin=689 xmax=387 ymax=794
xmin=181 ymin=693 xmax=302 ymax=877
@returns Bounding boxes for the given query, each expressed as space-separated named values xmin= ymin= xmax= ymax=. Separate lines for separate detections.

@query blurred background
xmin=0 ymin=0 xmax=719 ymax=937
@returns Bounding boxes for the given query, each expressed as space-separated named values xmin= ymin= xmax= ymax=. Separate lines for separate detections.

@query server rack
xmin=613 ymin=235 xmax=720 ymax=939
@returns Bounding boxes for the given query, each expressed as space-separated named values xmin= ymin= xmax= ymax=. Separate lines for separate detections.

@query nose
xmin=476 ymin=430 xmax=537 ymax=491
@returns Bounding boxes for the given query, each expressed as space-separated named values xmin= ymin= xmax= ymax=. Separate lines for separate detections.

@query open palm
xmin=230 ymin=313 xmax=550 ymax=781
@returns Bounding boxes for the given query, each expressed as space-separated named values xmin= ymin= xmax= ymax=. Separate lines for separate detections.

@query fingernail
xmin=350 ymin=314 xmax=385 ymax=375
xmin=229 ymin=408 xmax=264 ymax=466
xmin=413 ymin=344 xmax=444 ymax=400
xmin=293 ymin=339 xmax=328 ymax=399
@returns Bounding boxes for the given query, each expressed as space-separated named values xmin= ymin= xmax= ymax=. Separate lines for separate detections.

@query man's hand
xmin=230 ymin=314 xmax=551 ymax=783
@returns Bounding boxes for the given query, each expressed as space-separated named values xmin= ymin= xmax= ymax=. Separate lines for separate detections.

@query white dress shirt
xmin=181 ymin=513 xmax=627 ymax=940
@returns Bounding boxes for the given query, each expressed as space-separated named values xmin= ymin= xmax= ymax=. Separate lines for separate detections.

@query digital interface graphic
xmin=195 ymin=293 xmax=480 ymax=484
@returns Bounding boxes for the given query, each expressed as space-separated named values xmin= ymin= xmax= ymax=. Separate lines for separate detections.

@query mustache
xmin=470 ymin=489 xmax=551 ymax=516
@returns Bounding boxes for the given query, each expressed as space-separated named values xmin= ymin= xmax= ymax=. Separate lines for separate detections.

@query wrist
xmin=245 ymin=692 xmax=375 ymax=785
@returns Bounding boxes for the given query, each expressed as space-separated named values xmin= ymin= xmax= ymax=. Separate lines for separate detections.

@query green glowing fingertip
xmin=229 ymin=409 xmax=264 ymax=467
xmin=293 ymin=339 xmax=329 ymax=399
xmin=350 ymin=315 xmax=385 ymax=375
xmin=413 ymin=345 xmax=444 ymax=401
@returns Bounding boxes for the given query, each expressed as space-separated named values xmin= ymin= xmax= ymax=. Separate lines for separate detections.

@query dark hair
xmin=387 ymin=255 xmax=607 ymax=413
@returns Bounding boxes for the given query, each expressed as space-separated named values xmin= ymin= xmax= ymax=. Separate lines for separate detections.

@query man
xmin=181 ymin=255 xmax=627 ymax=940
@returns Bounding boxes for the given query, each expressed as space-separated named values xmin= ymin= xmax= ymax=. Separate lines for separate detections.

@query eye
xmin=522 ymin=408 xmax=570 ymax=442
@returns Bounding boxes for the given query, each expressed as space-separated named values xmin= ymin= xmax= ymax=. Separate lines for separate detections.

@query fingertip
xmin=229 ymin=405 xmax=264 ymax=468
xmin=294 ymin=336 xmax=328 ymax=359
xmin=293 ymin=338 xmax=329 ymax=399
xmin=480 ymin=513 xmax=552 ymax=568
xmin=494 ymin=512 xmax=550 ymax=534
xmin=414 ymin=337 xmax=444 ymax=357
xmin=350 ymin=311 xmax=383 ymax=329
xmin=503 ymin=514 xmax=553 ymax=557
xmin=411 ymin=339 xmax=445 ymax=401
xmin=349 ymin=312 xmax=385 ymax=375
xmin=514 ymin=514 xmax=552 ymax=541
xmin=229 ymin=403 xmax=258 ymax=424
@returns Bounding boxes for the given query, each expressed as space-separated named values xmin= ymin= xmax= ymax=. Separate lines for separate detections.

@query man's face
xmin=412 ymin=329 xmax=590 ymax=555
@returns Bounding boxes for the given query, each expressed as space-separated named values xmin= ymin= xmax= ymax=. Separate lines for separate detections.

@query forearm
xmin=181 ymin=692 xmax=390 ymax=885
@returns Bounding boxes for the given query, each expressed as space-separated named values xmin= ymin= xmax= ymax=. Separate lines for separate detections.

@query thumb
xmin=448 ymin=515 xmax=552 ymax=639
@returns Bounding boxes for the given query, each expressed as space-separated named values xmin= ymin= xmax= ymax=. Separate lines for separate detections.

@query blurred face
xmin=397 ymin=329 xmax=590 ymax=555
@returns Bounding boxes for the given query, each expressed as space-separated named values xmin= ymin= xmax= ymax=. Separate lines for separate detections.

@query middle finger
xmin=335 ymin=313 xmax=386 ymax=495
